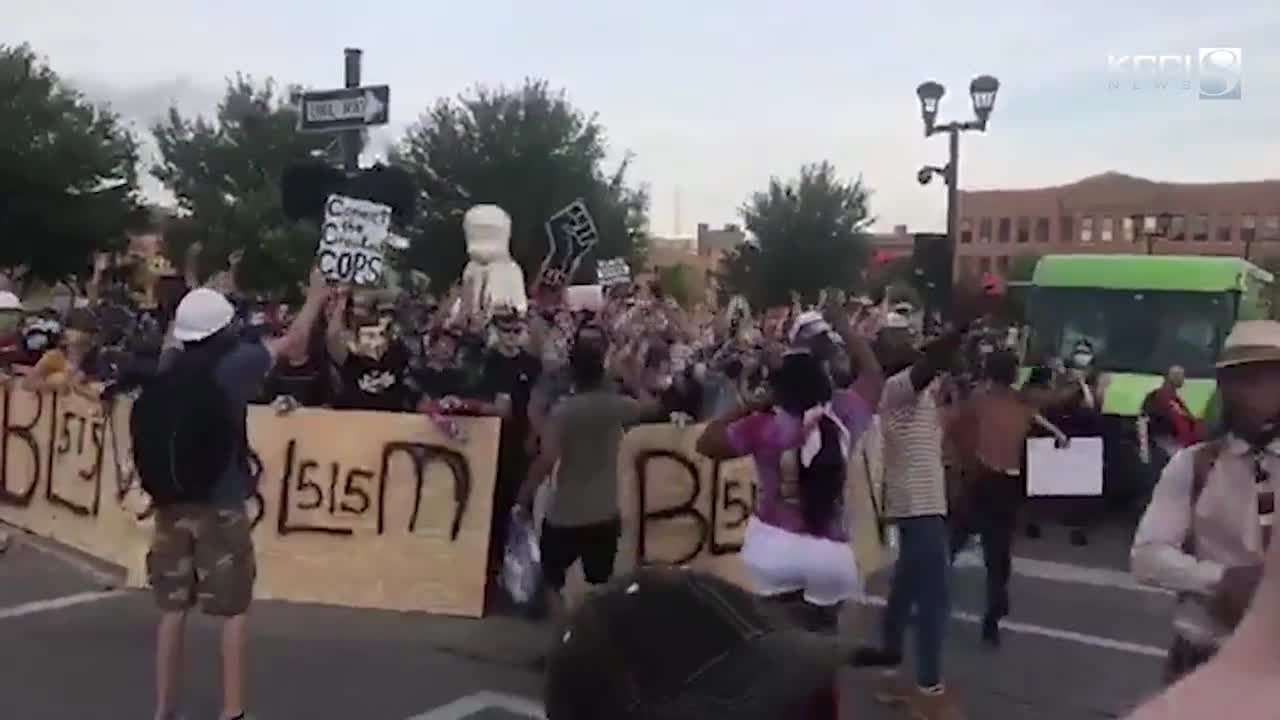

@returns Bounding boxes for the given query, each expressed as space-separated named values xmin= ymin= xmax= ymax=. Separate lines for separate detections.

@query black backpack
xmin=130 ymin=342 xmax=238 ymax=507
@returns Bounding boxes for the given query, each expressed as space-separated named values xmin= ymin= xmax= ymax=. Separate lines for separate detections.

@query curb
xmin=0 ymin=521 xmax=126 ymax=591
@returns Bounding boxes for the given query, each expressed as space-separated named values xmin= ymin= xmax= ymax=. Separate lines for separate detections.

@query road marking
xmin=1011 ymin=557 xmax=1170 ymax=595
xmin=407 ymin=690 xmax=544 ymax=719
xmin=0 ymin=591 xmax=126 ymax=621
xmin=858 ymin=595 xmax=1166 ymax=658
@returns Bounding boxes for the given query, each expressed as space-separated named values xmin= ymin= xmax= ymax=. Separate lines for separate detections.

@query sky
xmin=5 ymin=0 xmax=1278 ymax=237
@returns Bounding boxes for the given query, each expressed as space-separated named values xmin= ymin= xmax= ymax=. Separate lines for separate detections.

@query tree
xmin=0 ymin=44 xmax=142 ymax=286
xmin=152 ymin=76 xmax=335 ymax=295
xmin=393 ymin=80 xmax=649 ymax=288
xmin=720 ymin=162 xmax=872 ymax=308
xmin=656 ymin=264 xmax=695 ymax=307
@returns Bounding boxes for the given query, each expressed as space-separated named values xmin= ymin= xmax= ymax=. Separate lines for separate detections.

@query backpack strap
xmin=1183 ymin=439 xmax=1225 ymax=555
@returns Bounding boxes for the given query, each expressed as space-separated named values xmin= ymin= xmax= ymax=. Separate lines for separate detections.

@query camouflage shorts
xmin=147 ymin=504 xmax=256 ymax=617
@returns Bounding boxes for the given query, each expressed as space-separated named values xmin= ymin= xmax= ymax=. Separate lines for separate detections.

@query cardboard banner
xmin=0 ymin=387 xmax=889 ymax=617
xmin=318 ymin=194 xmax=391 ymax=285
xmin=568 ymin=421 xmax=891 ymax=594
xmin=0 ymin=388 xmax=500 ymax=617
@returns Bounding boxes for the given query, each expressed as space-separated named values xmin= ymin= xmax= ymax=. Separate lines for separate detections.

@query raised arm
xmin=267 ymin=269 xmax=330 ymax=366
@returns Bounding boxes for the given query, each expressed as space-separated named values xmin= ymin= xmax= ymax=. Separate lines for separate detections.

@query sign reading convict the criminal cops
xmin=318 ymin=194 xmax=391 ymax=285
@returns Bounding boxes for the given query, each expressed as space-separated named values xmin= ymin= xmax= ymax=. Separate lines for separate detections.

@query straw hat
xmin=1216 ymin=320 xmax=1280 ymax=369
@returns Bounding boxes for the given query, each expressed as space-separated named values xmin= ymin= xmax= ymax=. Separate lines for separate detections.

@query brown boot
xmin=909 ymin=685 xmax=966 ymax=720
xmin=872 ymin=671 xmax=912 ymax=706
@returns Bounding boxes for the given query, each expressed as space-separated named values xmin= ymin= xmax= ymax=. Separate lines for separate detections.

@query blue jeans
xmin=881 ymin=514 xmax=950 ymax=688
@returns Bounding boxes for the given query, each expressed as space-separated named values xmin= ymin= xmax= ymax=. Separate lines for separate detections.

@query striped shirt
xmin=879 ymin=368 xmax=947 ymax=518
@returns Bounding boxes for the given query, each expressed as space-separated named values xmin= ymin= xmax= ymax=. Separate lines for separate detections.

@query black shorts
xmin=540 ymin=517 xmax=621 ymax=590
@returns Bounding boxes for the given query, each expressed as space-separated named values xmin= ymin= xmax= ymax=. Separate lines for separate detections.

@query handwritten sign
xmin=318 ymin=194 xmax=391 ymax=285
xmin=596 ymin=257 xmax=631 ymax=287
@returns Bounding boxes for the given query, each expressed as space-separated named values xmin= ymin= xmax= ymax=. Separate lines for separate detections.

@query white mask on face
xmin=1072 ymin=352 xmax=1093 ymax=368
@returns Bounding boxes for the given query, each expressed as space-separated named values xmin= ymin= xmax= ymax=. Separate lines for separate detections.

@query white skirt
xmin=741 ymin=516 xmax=861 ymax=607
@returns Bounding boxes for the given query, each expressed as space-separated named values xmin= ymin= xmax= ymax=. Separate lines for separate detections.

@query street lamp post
xmin=915 ymin=76 xmax=1000 ymax=319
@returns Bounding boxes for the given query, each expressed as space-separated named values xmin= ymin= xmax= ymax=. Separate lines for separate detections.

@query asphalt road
xmin=0 ymin=524 xmax=1168 ymax=720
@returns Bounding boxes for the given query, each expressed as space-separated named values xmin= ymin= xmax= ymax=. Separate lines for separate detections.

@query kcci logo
xmin=1198 ymin=48 xmax=1243 ymax=100
xmin=1106 ymin=48 xmax=1242 ymax=100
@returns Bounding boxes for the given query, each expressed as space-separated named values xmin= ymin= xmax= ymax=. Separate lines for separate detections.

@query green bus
xmin=1024 ymin=254 xmax=1273 ymax=507
xmin=1026 ymin=254 xmax=1273 ymax=416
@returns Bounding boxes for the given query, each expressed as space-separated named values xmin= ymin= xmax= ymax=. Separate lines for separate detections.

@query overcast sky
xmin=6 ymin=1 xmax=1277 ymax=236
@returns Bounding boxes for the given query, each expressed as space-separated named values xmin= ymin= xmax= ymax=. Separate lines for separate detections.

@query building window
xmin=1122 ymin=216 xmax=1136 ymax=243
xmin=1060 ymin=216 xmax=1074 ymax=244
xmin=1035 ymin=217 xmax=1050 ymax=243
xmin=1143 ymin=215 xmax=1158 ymax=233
xmin=1191 ymin=213 xmax=1209 ymax=242
xmin=1016 ymin=217 xmax=1030 ymax=243
xmin=997 ymin=217 xmax=1011 ymax=243
xmin=1080 ymin=216 xmax=1094 ymax=243
xmin=960 ymin=218 xmax=973 ymax=244
xmin=1169 ymin=214 xmax=1186 ymax=241
xmin=1216 ymin=216 xmax=1233 ymax=243
xmin=1101 ymin=216 xmax=1114 ymax=242
xmin=978 ymin=256 xmax=992 ymax=273
xmin=1243 ymin=213 xmax=1258 ymax=245
xmin=979 ymin=218 xmax=993 ymax=243
xmin=1264 ymin=215 xmax=1280 ymax=240
xmin=996 ymin=256 xmax=1010 ymax=273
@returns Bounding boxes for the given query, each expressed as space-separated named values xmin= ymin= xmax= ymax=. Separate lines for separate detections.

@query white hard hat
xmin=0 ymin=291 xmax=21 ymax=311
xmin=172 ymin=287 xmax=235 ymax=342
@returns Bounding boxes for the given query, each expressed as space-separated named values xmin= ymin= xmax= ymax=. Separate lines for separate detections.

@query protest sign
xmin=565 ymin=284 xmax=604 ymax=312
xmin=318 ymin=194 xmax=392 ymax=285
xmin=596 ymin=257 xmax=631 ymax=286
xmin=538 ymin=199 xmax=599 ymax=288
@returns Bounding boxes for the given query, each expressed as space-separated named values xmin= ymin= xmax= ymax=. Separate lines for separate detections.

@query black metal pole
xmin=342 ymin=48 xmax=363 ymax=173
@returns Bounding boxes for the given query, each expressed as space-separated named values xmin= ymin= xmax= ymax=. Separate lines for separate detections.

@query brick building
xmin=696 ymin=222 xmax=746 ymax=253
xmin=955 ymin=172 xmax=1280 ymax=280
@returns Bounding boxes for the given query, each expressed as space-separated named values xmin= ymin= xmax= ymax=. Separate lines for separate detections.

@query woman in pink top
xmin=698 ymin=309 xmax=883 ymax=632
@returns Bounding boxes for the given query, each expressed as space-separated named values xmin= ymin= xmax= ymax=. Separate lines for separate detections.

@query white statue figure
xmin=461 ymin=204 xmax=527 ymax=314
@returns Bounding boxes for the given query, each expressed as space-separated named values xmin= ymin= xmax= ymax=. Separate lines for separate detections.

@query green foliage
xmin=719 ymin=161 xmax=872 ymax=308
xmin=151 ymin=75 xmax=336 ymax=295
xmin=0 ymin=44 xmax=142 ymax=284
xmin=392 ymin=79 xmax=648 ymax=287
xmin=656 ymin=264 xmax=695 ymax=307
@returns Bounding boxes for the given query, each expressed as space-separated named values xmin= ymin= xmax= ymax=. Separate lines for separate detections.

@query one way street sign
xmin=298 ymin=85 xmax=390 ymax=133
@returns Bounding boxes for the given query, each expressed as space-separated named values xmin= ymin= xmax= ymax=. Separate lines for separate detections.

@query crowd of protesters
xmin=0 ymin=246 xmax=1170 ymax=720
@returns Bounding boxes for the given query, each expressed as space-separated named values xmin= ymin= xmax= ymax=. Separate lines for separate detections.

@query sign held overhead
xmin=318 ymin=194 xmax=391 ymax=285
xmin=298 ymin=85 xmax=391 ymax=132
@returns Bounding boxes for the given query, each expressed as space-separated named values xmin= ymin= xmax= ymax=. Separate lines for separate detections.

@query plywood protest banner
xmin=318 ymin=194 xmax=392 ymax=285
xmin=0 ymin=388 xmax=501 ymax=617
xmin=567 ymin=421 xmax=891 ymax=595
xmin=1 ymin=385 xmax=888 ymax=617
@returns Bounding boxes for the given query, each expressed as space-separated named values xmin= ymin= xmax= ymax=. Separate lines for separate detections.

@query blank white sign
xmin=1026 ymin=436 xmax=1104 ymax=497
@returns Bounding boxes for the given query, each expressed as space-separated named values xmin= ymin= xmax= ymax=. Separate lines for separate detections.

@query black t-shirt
xmin=334 ymin=344 xmax=411 ymax=412
xmin=479 ymin=350 xmax=542 ymax=441
xmin=263 ymin=355 xmax=331 ymax=407
xmin=411 ymin=365 xmax=468 ymax=404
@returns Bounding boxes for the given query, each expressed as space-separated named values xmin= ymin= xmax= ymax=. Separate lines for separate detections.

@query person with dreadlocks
xmin=697 ymin=302 xmax=882 ymax=628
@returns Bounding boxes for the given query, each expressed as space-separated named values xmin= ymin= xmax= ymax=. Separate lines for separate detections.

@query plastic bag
xmin=500 ymin=509 xmax=542 ymax=606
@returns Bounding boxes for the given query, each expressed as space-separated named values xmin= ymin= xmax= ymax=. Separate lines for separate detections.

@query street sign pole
xmin=342 ymin=48 xmax=363 ymax=173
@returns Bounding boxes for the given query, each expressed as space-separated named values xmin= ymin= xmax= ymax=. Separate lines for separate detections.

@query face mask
xmin=655 ymin=374 xmax=673 ymax=390
xmin=978 ymin=343 xmax=993 ymax=355
xmin=1072 ymin=353 xmax=1093 ymax=368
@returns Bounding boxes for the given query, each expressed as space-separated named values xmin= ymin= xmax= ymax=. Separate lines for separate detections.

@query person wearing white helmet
xmin=141 ymin=268 xmax=330 ymax=720
xmin=0 ymin=290 xmax=28 ymax=372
